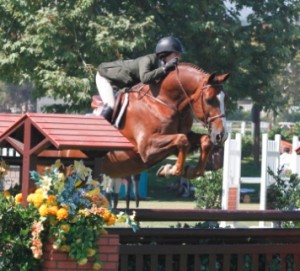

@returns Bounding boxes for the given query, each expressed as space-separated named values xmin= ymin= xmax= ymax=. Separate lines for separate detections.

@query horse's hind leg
xmin=139 ymin=134 xmax=190 ymax=177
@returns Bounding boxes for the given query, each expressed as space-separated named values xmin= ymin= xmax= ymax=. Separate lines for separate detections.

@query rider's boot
xmin=113 ymin=193 xmax=119 ymax=209
xmin=101 ymin=104 xmax=113 ymax=123
xmin=106 ymin=192 xmax=113 ymax=208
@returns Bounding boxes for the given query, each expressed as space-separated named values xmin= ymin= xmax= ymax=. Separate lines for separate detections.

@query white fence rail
xmin=222 ymin=133 xmax=300 ymax=211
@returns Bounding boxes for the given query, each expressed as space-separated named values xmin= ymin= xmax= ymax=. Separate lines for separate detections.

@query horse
xmin=96 ymin=63 xmax=230 ymax=179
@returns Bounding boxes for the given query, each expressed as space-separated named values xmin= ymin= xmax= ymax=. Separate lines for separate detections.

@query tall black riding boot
xmin=101 ymin=104 xmax=113 ymax=123
xmin=113 ymin=193 xmax=119 ymax=209
xmin=106 ymin=192 xmax=113 ymax=208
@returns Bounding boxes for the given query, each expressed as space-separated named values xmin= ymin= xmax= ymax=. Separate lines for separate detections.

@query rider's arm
xmin=138 ymin=54 xmax=166 ymax=84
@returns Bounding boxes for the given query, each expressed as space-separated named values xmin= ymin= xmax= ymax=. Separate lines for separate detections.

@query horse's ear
xmin=215 ymin=73 xmax=230 ymax=83
xmin=207 ymin=72 xmax=217 ymax=84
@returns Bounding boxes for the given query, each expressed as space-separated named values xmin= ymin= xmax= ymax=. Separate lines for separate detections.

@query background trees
xmin=0 ymin=0 xmax=299 ymax=161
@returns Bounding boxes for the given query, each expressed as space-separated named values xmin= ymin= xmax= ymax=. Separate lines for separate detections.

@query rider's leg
xmin=95 ymin=72 xmax=115 ymax=121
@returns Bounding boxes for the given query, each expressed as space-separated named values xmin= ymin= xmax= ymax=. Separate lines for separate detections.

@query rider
xmin=95 ymin=36 xmax=185 ymax=122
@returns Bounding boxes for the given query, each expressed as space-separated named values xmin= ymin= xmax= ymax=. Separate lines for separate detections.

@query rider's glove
xmin=163 ymin=58 xmax=178 ymax=73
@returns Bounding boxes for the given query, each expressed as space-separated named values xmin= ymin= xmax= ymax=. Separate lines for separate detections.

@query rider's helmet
xmin=155 ymin=36 xmax=185 ymax=54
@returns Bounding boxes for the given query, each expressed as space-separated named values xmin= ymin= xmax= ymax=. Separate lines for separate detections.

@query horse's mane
xmin=178 ymin=63 xmax=209 ymax=76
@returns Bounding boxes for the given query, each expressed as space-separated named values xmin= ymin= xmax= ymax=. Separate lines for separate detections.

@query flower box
xmin=41 ymin=234 xmax=120 ymax=271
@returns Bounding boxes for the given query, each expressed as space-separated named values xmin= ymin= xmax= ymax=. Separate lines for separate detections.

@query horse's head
xmin=192 ymin=72 xmax=230 ymax=145
xmin=166 ymin=64 xmax=229 ymax=145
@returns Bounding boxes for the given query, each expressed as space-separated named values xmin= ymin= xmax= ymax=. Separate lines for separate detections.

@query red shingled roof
xmin=0 ymin=114 xmax=21 ymax=135
xmin=0 ymin=112 xmax=133 ymax=152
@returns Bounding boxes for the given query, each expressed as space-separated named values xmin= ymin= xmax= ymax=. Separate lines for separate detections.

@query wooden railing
xmin=109 ymin=209 xmax=300 ymax=271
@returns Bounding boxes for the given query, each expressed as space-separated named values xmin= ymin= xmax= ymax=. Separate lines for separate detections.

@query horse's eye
xmin=206 ymin=97 xmax=215 ymax=105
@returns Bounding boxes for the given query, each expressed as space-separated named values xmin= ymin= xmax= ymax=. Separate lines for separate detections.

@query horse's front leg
xmin=139 ymin=133 xmax=190 ymax=177
xmin=183 ymin=132 xmax=214 ymax=179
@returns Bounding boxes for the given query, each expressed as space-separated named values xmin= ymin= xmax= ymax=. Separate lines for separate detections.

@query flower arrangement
xmin=0 ymin=159 xmax=137 ymax=270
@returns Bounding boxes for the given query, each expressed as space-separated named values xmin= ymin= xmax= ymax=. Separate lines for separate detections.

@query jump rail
xmin=111 ymin=209 xmax=300 ymax=271
xmin=128 ymin=208 xmax=300 ymax=222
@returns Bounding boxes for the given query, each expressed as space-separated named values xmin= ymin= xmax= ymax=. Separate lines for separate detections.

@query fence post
xmin=222 ymin=133 xmax=242 ymax=210
xmin=260 ymin=134 xmax=280 ymax=211
xmin=292 ymin=136 xmax=300 ymax=175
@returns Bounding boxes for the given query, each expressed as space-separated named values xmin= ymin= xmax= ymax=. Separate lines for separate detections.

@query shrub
xmin=191 ymin=169 xmax=222 ymax=209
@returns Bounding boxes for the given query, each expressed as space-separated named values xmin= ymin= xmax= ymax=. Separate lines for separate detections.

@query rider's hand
xmin=164 ymin=58 xmax=178 ymax=73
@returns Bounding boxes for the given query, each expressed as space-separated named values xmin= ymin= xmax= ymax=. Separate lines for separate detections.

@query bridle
xmin=175 ymin=68 xmax=225 ymax=129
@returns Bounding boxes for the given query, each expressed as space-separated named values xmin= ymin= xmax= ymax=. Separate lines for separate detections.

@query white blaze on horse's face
xmin=217 ymin=91 xmax=228 ymax=140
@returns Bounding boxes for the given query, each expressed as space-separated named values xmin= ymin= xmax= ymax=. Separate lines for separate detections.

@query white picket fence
xmin=222 ymin=133 xmax=300 ymax=210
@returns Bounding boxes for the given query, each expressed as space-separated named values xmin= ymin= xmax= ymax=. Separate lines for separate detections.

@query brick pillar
xmin=41 ymin=234 xmax=120 ymax=271
xmin=228 ymin=187 xmax=238 ymax=210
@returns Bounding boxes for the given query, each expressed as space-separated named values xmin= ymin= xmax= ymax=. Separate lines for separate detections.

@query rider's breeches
xmin=105 ymin=177 xmax=122 ymax=194
xmin=95 ymin=72 xmax=115 ymax=108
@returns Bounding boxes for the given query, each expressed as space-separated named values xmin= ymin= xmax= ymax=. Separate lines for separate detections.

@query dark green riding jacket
xmin=97 ymin=53 xmax=166 ymax=89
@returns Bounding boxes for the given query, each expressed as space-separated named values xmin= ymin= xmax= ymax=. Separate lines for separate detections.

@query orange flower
xmin=48 ymin=205 xmax=59 ymax=216
xmin=47 ymin=195 xmax=56 ymax=206
xmin=56 ymin=208 xmax=68 ymax=220
xmin=15 ymin=193 xmax=22 ymax=204
xmin=106 ymin=215 xmax=116 ymax=226
xmin=60 ymin=223 xmax=71 ymax=232
xmin=102 ymin=209 xmax=111 ymax=221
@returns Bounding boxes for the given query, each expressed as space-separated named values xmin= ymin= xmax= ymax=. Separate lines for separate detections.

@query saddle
xmin=91 ymin=92 xmax=128 ymax=127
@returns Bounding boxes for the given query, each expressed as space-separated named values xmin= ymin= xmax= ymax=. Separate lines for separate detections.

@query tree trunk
xmin=251 ymin=104 xmax=262 ymax=166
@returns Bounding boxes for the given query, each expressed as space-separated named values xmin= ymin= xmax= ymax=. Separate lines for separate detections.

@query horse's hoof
xmin=156 ymin=164 xmax=173 ymax=177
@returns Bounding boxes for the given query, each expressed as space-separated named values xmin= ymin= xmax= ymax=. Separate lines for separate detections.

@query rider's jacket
xmin=97 ymin=53 xmax=166 ymax=89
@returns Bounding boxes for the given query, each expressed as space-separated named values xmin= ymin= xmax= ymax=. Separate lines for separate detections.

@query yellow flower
xmin=57 ymin=172 xmax=65 ymax=181
xmin=59 ymin=245 xmax=71 ymax=252
xmin=35 ymin=188 xmax=44 ymax=194
xmin=99 ymin=228 xmax=108 ymax=235
xmin=27 ymin=193 xmax=35 ymax=203
xmin=33 ymin=193 xmax=44 ymax=207
xmin=78 ymin=258 xmax=88 ymax=265
xmin=48 ymin=205 xmax=59 ymax=216
xmin=15 ymin=193 xmax=22 ymax=204
xmin=38 ymin=204 xmax=48 ymax=216
xmin=75 ymin=180 xmax=82 ymax=187
xmin=92 ymin=262 xmax=102 ymax=270
xmin=60 ymin=223 xmax=71 ymax=232
xmin=56 ymin=208 xmax=68 ymax=220
xmin=47 ymin=195 xmax=56 ymax=206
xmin=3 ymin=191 xmax=11 ymax=198
xmin=86 ymin=248 xmax=96 ymax=257
xmin=86 ymin=187 xmax=100 ymax=196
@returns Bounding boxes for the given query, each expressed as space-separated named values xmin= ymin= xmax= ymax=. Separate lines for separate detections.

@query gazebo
xmin=0 ymin=112 xmax=133 ymax=204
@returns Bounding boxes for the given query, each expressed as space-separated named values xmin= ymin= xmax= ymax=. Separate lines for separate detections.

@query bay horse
xmin=98 ymin=63 xmax=230 ymax=179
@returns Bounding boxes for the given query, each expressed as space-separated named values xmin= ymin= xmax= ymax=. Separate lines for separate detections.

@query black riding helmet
xmin=155 ymin=36 xmax=186 ymax=54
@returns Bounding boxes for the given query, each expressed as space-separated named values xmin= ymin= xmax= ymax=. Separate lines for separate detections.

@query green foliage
xmin=267 ymin=167 xmax=300 ymax=228
xmin=267 ymin=167 xmax=300 ymax=211
xmin=241 ymin=134 xmax=254 ymax=158
xmin=268 ymin=122 xmax=300 ymax=142
xmin=0 ymin=194 xmax=41 ymax=271
xmin=191 ymin=169 xmax=222 ymax=209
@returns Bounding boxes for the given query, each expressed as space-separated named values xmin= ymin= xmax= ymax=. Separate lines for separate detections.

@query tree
xmin=228 ymin=0 xmax=300 ymax=163
xmin=0 ymin=0 xmax=156 ymax=112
